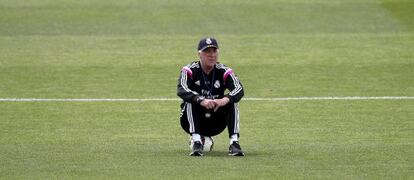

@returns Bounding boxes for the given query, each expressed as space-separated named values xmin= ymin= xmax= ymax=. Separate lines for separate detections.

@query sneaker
xmin=228 ymin=141 xmax=245 ymax=156
xmin=190 ymin=141 xmax=203 ymax=156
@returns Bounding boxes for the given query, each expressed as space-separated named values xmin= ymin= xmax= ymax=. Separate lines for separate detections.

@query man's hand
xmin=213 ymin=97 xmax=230 ymax=112
xmin=200 ymin=99 xmax=216 ymax=110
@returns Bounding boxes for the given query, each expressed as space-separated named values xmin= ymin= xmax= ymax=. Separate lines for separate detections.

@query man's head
xmin=198 ymin=37 xmax=219 ymax=68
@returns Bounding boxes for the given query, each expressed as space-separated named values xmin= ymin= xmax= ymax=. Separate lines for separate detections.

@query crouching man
xmin=177 ymin=37 xmax=245 ymax=156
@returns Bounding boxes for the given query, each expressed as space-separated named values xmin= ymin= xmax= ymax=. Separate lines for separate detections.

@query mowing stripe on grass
xmin=0 ymin=96 xmax=413 ymax=102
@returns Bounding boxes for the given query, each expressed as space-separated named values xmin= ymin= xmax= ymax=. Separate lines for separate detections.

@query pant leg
xmin=180 ymin=102 xmax=203 ymax=135
xmin=180 ymin=102 xmax=228 ymax=137
xmin=206 ymin=102 xmax=241 ymax=138
xmin=224 ymin=102 xmax=240 ymax=138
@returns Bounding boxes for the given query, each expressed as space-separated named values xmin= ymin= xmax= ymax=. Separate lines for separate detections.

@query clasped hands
xmin=200 ymin=97 xmax=230 ymax=112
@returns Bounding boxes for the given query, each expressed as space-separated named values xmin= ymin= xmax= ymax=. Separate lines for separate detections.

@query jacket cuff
xmin=224 ymin=94 xmax=234 ymax=104
xmin=191 ymin=96 xmax=199 ymax=104
xmin=192 ymin=95 xmax=205 ymax=104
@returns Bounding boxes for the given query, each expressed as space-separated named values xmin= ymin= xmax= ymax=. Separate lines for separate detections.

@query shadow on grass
xmin=183 ymin=150 xmax=268 ymax=158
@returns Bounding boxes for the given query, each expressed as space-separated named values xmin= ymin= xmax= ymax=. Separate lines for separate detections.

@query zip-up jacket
xmin=177 ymin=61 xmax=244 ymax=104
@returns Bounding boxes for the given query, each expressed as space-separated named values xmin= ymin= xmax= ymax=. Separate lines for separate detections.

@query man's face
xmin=199 ymin=47 xmax=218 ymax=67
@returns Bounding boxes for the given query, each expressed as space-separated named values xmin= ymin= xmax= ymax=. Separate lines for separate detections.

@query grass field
xmin=1 ymin=0 xmax=413 ymax=179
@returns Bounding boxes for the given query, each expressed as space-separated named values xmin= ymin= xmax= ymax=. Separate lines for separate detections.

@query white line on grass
xmin=245 ymin=96 xmax=414 ymax=101
xmin=0 ymin=96 xmax=413 ymax=102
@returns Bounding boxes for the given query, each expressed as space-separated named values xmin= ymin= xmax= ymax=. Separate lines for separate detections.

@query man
xmin=177 ymin=37 xmax=245 ymax=156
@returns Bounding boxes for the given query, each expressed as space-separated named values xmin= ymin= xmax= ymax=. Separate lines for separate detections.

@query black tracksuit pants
xmin=180 ymin=102 xmax=240 ymax=138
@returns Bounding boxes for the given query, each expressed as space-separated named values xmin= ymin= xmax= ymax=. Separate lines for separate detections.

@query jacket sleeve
xmin=177 ymin=66 xmax=200 ymax=103
xmin=223 ymin=68 xmax=244 ymax=103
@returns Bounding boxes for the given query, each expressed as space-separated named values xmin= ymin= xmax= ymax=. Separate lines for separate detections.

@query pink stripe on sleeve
xmin=182 ymin=67 xmax=193 ymax=79
xmin=223 ymin=69 xmax=233 ymax=81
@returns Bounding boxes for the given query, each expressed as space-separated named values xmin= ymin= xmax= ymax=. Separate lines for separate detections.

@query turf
xmin=0 ymin=0 xmax=413 ymax=179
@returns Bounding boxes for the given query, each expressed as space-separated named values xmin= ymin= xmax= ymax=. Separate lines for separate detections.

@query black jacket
xmin=177 ymin=61 xmax=244 ymax=104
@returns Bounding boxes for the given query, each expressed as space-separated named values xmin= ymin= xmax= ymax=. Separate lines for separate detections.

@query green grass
xmin=0 ymin=0 xmax=413 ymax=179
xmin=0 ymin=101 xmax=413 ymax=179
